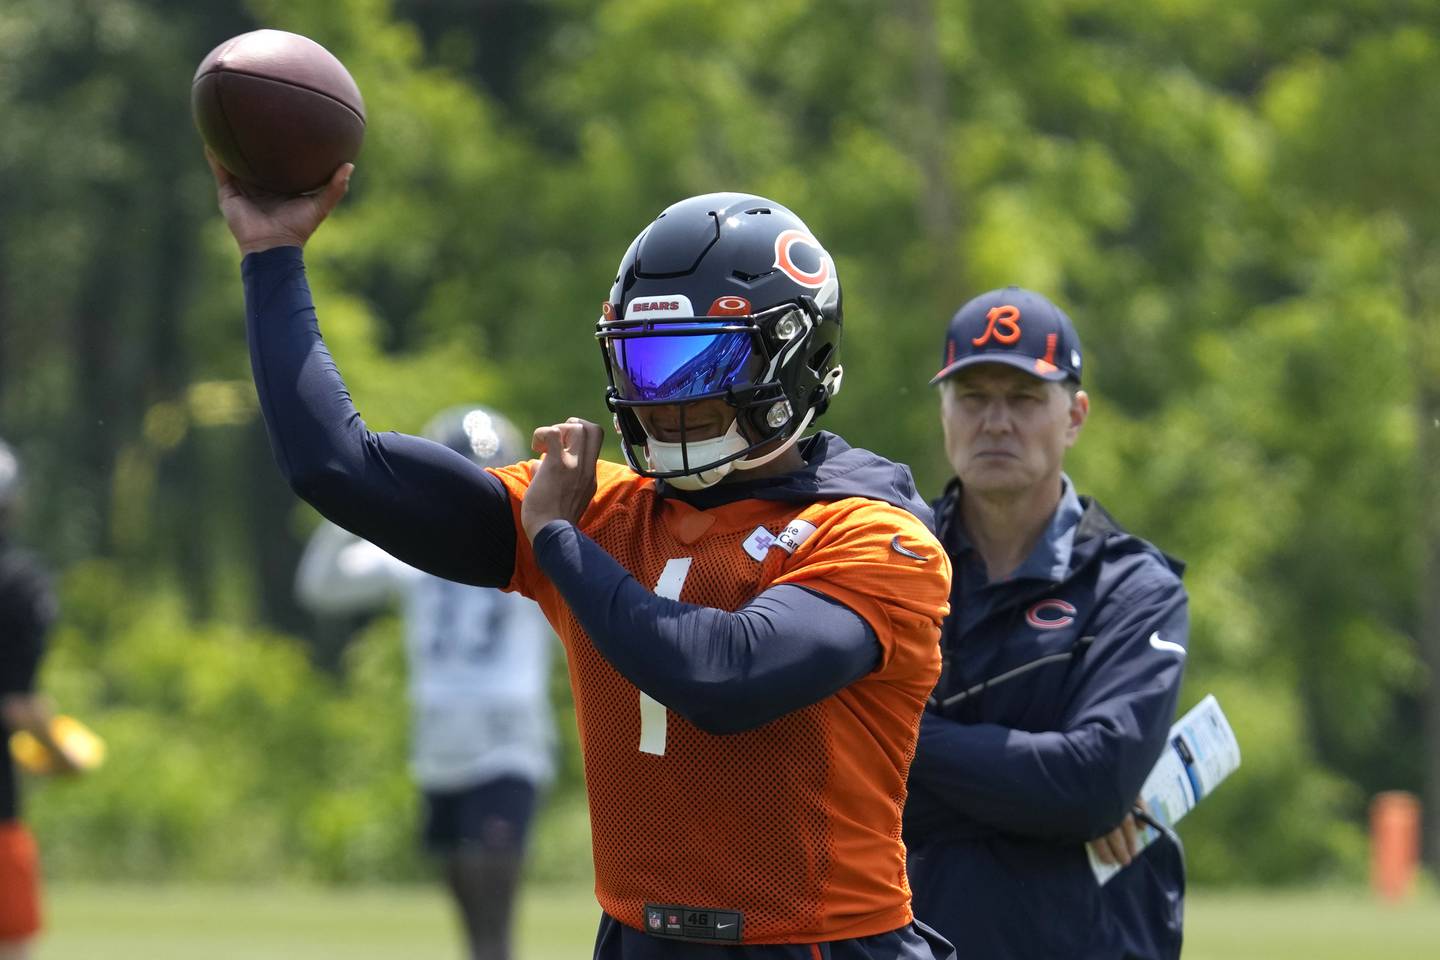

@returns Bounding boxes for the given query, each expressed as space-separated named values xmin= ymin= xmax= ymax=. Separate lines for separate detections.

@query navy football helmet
xmin=597 ymin=193 xmax=844 ymax=489
xmin=423 ymin=405 xmax=521 ymax=470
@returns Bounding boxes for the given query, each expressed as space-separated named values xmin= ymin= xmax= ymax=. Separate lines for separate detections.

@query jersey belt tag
xmin=774 ymin=518 xmax=817 ymax=555
xmin=643 ymin=903 xmax=742 ymax=942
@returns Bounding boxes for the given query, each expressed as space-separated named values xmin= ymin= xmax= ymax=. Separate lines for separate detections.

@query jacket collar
xmin=934 ymin=476 xmax=1183 ymax=583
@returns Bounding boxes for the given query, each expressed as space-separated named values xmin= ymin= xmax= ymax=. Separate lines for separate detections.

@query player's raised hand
xmin=521 ymin=418 xmax=603 ymax=543
xmin=207 ymin=149 xmax=352 ymax=256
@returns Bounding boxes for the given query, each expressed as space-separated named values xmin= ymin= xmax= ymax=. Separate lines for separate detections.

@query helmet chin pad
xmin=642 ymin=420 xmax=748 ymax=490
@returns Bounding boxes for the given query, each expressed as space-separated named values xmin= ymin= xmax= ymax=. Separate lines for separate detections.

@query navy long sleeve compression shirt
xmin=243 ymin=246 xmax=880 ymax=732
xmin=532 ymin=520 xmax=878 ymax=733
xmin=243 ymin=246 xmax=517 ymax=587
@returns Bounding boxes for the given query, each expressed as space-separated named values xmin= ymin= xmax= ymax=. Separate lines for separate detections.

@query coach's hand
xmin=522 ymin=418 xmax=603 ymax=543
xmin=207 ymin=149 xmax=352 ymax=256
xmin=1091 ymin=802 xmax=1144 ymax=867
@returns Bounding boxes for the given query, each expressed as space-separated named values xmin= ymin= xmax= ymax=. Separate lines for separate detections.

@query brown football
xmin=193 ymin=29 xmax=366 ymax=195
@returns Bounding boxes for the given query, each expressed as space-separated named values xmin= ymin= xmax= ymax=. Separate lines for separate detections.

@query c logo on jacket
xmin=1025 ymin=598 xmax=1077 ymax=630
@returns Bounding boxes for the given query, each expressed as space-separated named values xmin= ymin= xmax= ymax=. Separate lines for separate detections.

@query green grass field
xmin=34 ymin=883 xmax=1440 ymax=959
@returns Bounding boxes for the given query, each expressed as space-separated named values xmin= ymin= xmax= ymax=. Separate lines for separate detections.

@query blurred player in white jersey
xmin=295 ymin=406 xmax=555 ymax=960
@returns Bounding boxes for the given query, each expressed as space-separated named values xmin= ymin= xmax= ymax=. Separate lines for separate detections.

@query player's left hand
xmin=521 ymin=418 xmax=603 ymax=543
xmin=48 ymin=742 xmax=86 ymax=776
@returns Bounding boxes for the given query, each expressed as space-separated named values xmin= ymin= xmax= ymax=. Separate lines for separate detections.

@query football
xmin=192 ymin=29 xmax=366 ymax=195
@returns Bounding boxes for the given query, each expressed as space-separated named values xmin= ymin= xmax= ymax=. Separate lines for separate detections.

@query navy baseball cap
xmin=930 ymin=286 xmax=1083 ymax=385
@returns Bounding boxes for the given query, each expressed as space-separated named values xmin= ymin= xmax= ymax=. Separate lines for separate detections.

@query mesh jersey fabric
xmin=489 ymin=459 xmax=949 ymax=943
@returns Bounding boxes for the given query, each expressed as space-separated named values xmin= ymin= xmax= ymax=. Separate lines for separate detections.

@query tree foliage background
xmin=2 ymin=0 xmax=1437 ymax=886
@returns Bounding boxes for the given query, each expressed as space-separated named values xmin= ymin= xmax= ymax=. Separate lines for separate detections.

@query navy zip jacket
xmin=904 ymin=478 xmax=1188 ymax=960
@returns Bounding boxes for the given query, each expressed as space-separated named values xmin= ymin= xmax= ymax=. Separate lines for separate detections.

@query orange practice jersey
xmin=490 ymin=459 xmax=950 ymax=943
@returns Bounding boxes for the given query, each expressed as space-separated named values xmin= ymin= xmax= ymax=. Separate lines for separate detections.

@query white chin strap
xmin=733 ymin=406 xmax=815 ymax=471
xmin=643 ymin=407 xmax=818 ymax=491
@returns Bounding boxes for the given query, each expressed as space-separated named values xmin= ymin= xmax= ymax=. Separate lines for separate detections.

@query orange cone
xmin=1370 ymin=791 xmax=1421 ymax=902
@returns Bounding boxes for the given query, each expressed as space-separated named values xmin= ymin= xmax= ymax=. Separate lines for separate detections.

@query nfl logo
xmin=647 ymin=909 xmax=663 ymax=931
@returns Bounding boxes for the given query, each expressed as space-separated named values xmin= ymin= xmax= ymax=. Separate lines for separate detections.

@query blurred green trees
xmin=3 ymin=0 xmax=1436 ymax=884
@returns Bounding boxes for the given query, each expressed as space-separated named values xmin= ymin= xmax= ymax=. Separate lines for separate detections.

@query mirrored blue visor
xmin=605 ymin=323 xmax=763 ymax=402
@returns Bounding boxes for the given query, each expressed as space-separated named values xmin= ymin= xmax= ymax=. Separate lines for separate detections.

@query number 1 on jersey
xmin=641 ymin=558 xmax=692 ymax=755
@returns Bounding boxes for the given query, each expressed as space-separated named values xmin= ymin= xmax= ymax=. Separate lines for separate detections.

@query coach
xmin=903 ymin=287 xmax=1188 ymax=959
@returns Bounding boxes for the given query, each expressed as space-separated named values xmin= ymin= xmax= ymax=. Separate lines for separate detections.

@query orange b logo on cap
xmin=973 ymin=305 xmax=1022 ymax=346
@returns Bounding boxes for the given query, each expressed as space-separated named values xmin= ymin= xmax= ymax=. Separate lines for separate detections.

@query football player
xmin=210 ymin=156 xmax=954 ymax=959
xmin=295 ymin=406 xmax=555 ymax=960
xmin=0 ymin=438 xmax=81 ymax=960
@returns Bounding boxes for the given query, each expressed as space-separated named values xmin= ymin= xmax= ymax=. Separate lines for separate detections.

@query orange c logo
xmin=973 ymin=305 xmax=1022 ymax=346
xmin=773 ymin=229 xmax=832 ymax=288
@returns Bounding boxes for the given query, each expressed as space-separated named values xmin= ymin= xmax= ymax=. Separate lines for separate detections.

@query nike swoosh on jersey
xmin=890 ymin=535 xmax=930 ymax=560
xmin=1149 ymin=631 xmax=1186 ymax=655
